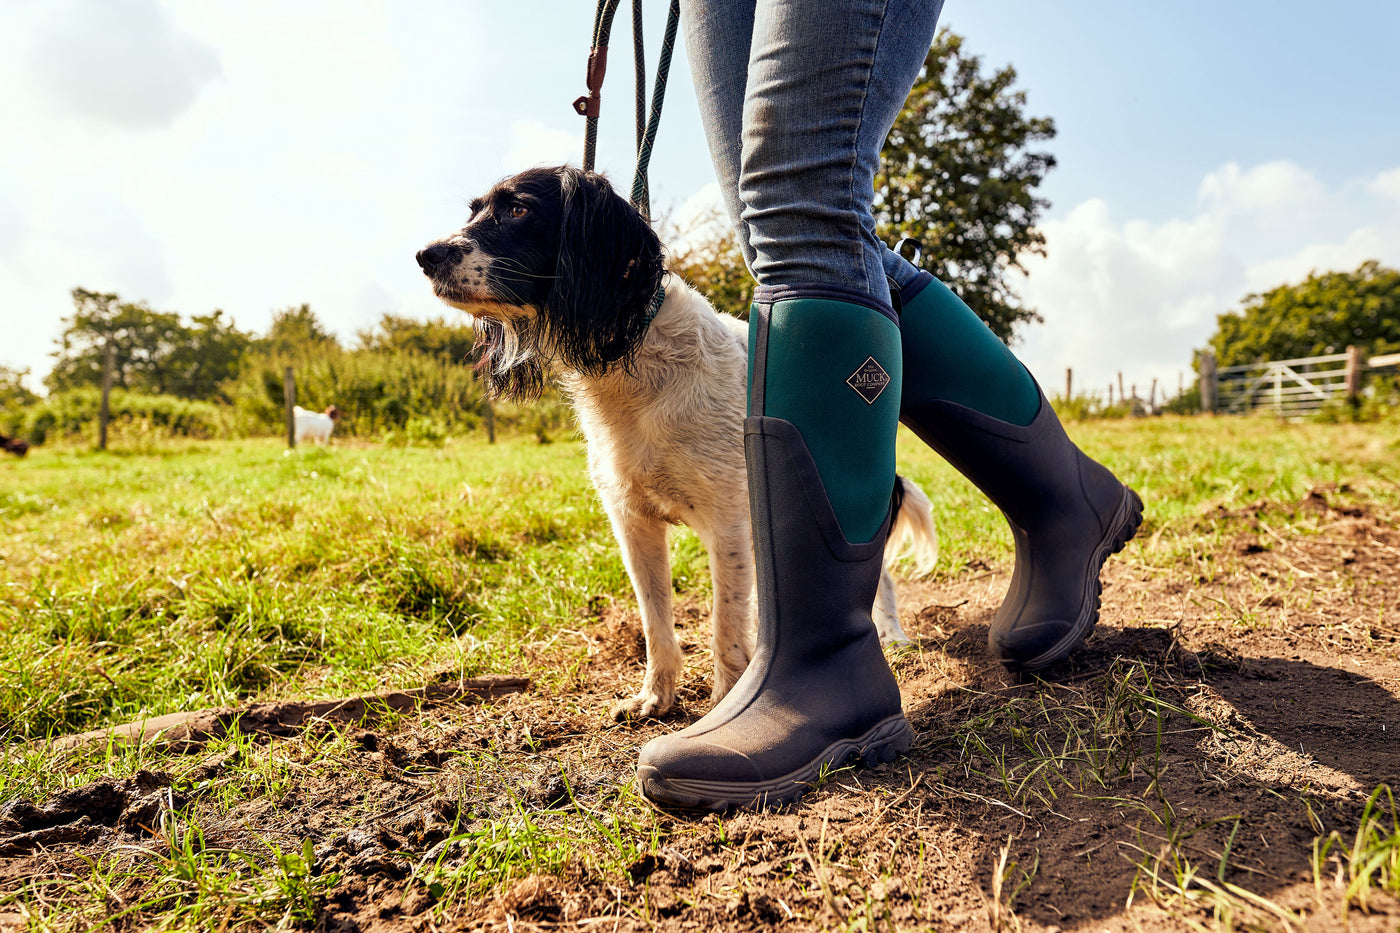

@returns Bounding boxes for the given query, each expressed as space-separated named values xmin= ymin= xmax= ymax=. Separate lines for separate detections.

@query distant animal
xmin=1 ymin=434 xmax=29 ymax=458
xmin=416 ymin=165 xmax=938 ymax=720
xmin=293 ymin=405 xmax=341 ymax=445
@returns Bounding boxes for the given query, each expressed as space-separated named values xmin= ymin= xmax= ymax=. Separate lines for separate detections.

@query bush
xmin=229 ymin=351 xmax=489 ymax=438
xmin=15 ymin=390 xmax=227 ymax=445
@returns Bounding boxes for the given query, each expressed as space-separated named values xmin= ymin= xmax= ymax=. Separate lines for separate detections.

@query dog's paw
xmin=873 ymin=611 xmax=913 ymax=646
xmin=611 ymin=692 xmax=672 ymax=722
xmin=711 ymin=661 xmax=746 ymax=704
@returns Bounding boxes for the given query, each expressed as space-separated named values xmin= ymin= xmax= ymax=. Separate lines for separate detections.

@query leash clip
xmin=574 ymin=46 xmax=609 ymax=118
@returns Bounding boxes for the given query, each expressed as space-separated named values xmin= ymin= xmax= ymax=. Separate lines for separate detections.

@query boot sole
xmin=1003 ymin=484 xmax=1145 ymax=674
xmin=635 ymin=713 xmax=913 ymax=811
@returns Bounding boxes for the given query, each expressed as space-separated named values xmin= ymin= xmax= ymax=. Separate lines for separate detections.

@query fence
xmin=1060 ymin=368 xmax=1181 ymax=415
xmin=1200 ymin=346 xmax=1400 ymax=418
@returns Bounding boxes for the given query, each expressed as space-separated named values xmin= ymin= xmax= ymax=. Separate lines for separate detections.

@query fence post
xmin=1064 ymin=368 xmax=1073 ymax=403
xmin=484 ymin=394 xmax=496 ymax=444
xmin=1200 ymin=351 xmax=1217 ymax=414
xmin=283 ymin=366 xmax=296 ymax=448
xmin=98 ymin=340 xmax=115 ymax=451
xmin=1117 ymin=372 xmax=1125 ymax=406
xmin=1345 ymin=345 xmax=1364 ymax=403
xmin=1107 ymin=384 xmax=1114 ymax=407
xmin=1150 ymin=378 xmax=1158 ymax=413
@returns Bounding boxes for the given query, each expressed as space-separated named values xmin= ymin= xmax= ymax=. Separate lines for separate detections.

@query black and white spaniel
xmin=417 ymin=166 xmax=936 ymax=719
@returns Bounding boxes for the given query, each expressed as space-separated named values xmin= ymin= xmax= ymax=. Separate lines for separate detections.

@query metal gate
xmin=1215 ymin=352 xmax=1352 ymax=417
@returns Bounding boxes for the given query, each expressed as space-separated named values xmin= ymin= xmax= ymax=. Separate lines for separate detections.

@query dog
xmin=293 ymin=405 xmax=340 ymax=445
xmin=417 ymin=166 xmax=937 ymax=719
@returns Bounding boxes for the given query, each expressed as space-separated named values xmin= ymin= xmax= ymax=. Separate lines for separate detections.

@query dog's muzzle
xmin=416 ymin=243 xmax=462 ymax=275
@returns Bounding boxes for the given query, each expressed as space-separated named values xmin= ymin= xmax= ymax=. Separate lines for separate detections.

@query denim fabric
xmin=682 ymin=0 xmax=944 ymax=301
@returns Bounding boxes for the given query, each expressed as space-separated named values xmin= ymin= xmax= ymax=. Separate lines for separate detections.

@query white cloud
xmin=502 ymin=121 xmax=581 ymax=173
xmin=28 ymin=0 xmax=221 ymax=129
xmin=1197 ymin=160 xmax=1326 ymax=219
xmin=1371 ymin=168 xmax=1400 ymax=204
xmin=1014 ymin=161 xmax=1400 ymax=402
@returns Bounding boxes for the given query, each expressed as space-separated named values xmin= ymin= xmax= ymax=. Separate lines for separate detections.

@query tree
xmin=49 ymin=288 xmax=190 ymax=395
xmin=260 ymin=304 xmax=339 ymax=359
xmin=1209 ymin=261 xmax=1400 ymax=367
xmin=47 ymin=288 xmax=253 ymax=399
xmin=163 ymin=310 xmax=254 ymax=401
xmin=356 ymin=314 xmax=477 ymax=363
xmin=664 ymin=205 xmax=754 ymax=319
xmin=666 ymin=31 xmax=1055 ymax=341
xmin=0 ymin=364 xmax=37 ymax=410
xmin=874 ymin=30 xmax=1056 ymax=342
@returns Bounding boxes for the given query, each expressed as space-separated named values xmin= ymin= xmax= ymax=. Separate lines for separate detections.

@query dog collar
xmin=642 ymin=282 xmax=666 ymax=328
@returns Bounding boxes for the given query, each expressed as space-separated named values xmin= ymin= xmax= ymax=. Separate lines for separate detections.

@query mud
xmin=3 ymin=487 xmax=1399 ymax=931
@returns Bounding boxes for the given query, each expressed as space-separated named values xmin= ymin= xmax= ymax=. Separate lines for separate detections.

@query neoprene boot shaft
xmin=895 ymin=272 xmax=1143 ymax=670
xmin=636 ymin=286 xmax=913 ymax=809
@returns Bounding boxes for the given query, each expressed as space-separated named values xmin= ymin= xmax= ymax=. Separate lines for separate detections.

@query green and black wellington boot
xmin=896 ymin=272 xmax=1143 ymax=672
xmin=636 ymin=284 xmax=914 ymax=810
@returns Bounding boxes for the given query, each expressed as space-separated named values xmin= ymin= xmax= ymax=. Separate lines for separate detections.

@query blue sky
xmin=2 ymin=0 xmax=1398 ymax=402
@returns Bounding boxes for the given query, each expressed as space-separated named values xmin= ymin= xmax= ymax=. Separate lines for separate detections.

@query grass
xmin=0 ymin=436 xmax=628 ymax=747
xmin=3 ymin=414 xmax=1400 ymax=929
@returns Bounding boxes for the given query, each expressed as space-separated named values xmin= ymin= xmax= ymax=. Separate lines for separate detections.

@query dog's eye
xmin=508 ymin=205 xmax=528 ymax=219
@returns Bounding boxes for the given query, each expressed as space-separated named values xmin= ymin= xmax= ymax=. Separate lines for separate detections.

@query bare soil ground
xmin=3 ymin=484 xmax=1399 ymax=931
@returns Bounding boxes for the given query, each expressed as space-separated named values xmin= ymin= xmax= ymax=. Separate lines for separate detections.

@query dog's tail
xmin=886 ymin=475 xmax=939 ymax=577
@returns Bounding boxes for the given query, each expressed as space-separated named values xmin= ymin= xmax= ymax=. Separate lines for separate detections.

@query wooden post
xmin=1117 ymin=372 xmax=1125 ymax=405
xmin=1345 ymin=344 xmax=1364 ymax=403
xmin=1150 ymin=378 xmax=1158 ymax=412
xmin=1064 ymin=368 xmax=1073 ymax=403
xmin=283 ymin=366 xmax=296 ymax=448
xmin=98 ymin=340 xmax=115 ymax=451
xmin=1108 ymin=384 xmax=1114 ymax=407
xmin=484 ymin=394 xmax=496 ymax=444
xmin=1200 ymin=351 xmax=1217 ymax=414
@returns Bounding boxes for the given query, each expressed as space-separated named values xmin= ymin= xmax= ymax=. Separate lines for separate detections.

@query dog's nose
xmin=416 ymin=244 xmax=454 ymax=272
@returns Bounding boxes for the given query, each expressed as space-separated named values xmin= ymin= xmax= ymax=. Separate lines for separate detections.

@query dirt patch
xmin=4 ymin=489 xmax=1400 ymax=931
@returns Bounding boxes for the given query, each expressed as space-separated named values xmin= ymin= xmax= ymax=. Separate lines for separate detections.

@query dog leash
xmin=574 ymin=0 xmax=680 ymax=222
xmin=575 ymin=0 xmax=677 ymax=326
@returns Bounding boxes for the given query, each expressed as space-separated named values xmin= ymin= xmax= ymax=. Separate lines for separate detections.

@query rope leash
xmin=573 ymin=0 xmax=680 ymax=221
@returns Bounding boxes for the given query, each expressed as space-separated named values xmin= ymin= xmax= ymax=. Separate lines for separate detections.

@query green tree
xmin=666 ymin=31 xmax=1054 ymax=341
xmin=665 ymin=205 xmax=754 ymax=319
xmin=1209 ymin=261 xmax=1400 ymax=367
xmin=161 ymin=310 xmax=253 ymax=401
xmin=874 ymin=30 xmax=1056 ymax=342
xmin=260 ymin=304 xmax=339 ymax=359
xmin=356 ymin=314 xmax=477 ymax=363
xmin=47 ymin=288 xmax=253 ymax=399
xmin=48 ymin=288 xmax=190 ymax=395
xmin=0 ymin=364 xmax=38 ymax=411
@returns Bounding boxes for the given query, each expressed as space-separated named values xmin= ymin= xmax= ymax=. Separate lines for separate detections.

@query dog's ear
xmin=546 ymin=168 xmax=665 ymax=376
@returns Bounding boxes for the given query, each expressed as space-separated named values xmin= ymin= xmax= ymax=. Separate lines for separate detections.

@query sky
xmin=2 ymin=0 xmax=1398 ymax=403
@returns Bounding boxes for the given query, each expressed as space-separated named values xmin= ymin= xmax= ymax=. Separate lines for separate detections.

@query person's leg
xmin=882 ymin=251 xmax=1143 ymax=670
xmin=683 ymin=0 xmax=1140 ymax=688
xmin=681 ymin=0 xmax=758 ymax=271
xmin=639 ymin=0 xmax=942 ymax=810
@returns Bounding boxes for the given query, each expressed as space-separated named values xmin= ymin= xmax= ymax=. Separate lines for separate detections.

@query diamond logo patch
xmin=846 ymin=356 xmax=892 ymax=404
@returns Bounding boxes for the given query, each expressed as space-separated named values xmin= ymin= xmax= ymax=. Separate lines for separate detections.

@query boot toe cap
xmin=990 ymin=619 xmax=1082 ymax=672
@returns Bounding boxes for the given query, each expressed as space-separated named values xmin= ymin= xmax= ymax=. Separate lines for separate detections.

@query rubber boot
xmin=895 ymin=273 xmax=1143 ymax=671
xmin=636 ymin=285 xmax=914 ymax=810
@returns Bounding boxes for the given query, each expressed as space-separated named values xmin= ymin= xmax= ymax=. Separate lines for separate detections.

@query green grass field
xmin=3 ymin=416 xmax=1400 ymax=931
xmin=3 ymin=418 xmax=1398 ymax=752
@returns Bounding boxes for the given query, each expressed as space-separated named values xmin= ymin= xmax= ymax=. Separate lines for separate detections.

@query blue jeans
xmin=682 ymin=0 xmax=944 ymax=304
